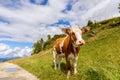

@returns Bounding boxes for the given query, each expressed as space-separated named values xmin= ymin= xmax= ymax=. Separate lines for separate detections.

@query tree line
xmin=32 ymin=34 xmax=65 ymax=55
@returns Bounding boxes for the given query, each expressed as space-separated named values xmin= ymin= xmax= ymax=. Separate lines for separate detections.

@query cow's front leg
xmin=66 ymin=59 xmax=71 ymax=79
xmin=74 ymin=56 xmax=78 ymax=74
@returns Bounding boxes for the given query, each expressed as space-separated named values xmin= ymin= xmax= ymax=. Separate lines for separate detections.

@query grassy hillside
xmin=9 ymin=17 xmax=120 ymax=80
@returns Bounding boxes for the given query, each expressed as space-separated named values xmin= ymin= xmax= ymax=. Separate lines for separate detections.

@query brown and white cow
xmin=53 ymin=26 xmax=89 ymax=78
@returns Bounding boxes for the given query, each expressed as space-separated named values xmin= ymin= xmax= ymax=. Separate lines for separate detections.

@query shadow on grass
xmin=51 ymin=62 xmax=67 ymax=74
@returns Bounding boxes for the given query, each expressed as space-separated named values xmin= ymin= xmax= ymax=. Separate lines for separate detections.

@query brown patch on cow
xmin=71 ymin=32 xmax=77 ymax=44
xmin=53 ymin=37 xmax=65 ymax=54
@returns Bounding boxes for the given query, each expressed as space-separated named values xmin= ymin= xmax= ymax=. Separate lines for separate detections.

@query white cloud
xmin=13 ymin=46 xmax=32 ymax=57
xmin=66 ymin=0 xmax=120 ymax=26
xmin=0 ymin=0 xmax=120 ymax=43
xmin=0 ymin=43 xmax=9 ymax=51
xmin=81 ymin=0 xmax=111 ymax=20
xmin=0 ymin=43 xmax=32 ymax=58
xmin=0 ymin=0 xmax=67 ymax=42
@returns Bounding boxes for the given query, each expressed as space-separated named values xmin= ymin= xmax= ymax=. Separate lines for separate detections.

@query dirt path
xmin=0 ymin=62 xmax=39 ymax=80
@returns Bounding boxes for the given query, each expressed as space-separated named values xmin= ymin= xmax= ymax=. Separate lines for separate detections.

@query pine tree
xmin=40 ymin=38 xmax=44 ymax=50
xmin=87 ymin=20 xmax=93 ymax=26
xmin=32 ymin=38 xmax=44 ymax=54
xmin=118 ymin=3 xmax=120 ymax=13
xmin=47 ymin=34 xmax=51 ymax=40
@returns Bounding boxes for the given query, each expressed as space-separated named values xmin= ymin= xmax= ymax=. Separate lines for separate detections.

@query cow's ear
xmin=61 ymin=28 xmax=71 ymax=35
xmin=81 ymin=26 xmax=90 ymax=34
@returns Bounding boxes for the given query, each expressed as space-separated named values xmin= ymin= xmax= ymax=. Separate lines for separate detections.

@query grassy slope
xmin=9 ymin=17 xmax=120 ymax=80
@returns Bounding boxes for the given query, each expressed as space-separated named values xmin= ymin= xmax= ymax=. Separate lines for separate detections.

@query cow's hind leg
xmin=58 ymin=55 xmax=62 ymax=70
xmin=53 ymin=50 xmax=57 ymax=70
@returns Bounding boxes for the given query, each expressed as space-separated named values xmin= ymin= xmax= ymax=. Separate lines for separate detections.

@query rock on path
xmin=0 ymin=62 xmax=39 ymax=80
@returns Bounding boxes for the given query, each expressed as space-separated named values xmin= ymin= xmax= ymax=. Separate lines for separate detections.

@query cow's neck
xmin=66 ymin=35 xmax=79 ymax=57
xmin=64 ymin=35 xmax=74 ymax=54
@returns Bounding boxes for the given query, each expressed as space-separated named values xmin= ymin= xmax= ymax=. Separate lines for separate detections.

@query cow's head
xmin=61 ymin=26 xmax=87 ymax=47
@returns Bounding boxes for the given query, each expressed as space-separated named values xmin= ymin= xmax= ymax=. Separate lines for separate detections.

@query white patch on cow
xmin=75 ymin=31 xmax=83 ymax=44
xmin=67 ymin=70 xmax=71 ymax=79
xmin=68 ymin=53 xmax=74 ymax=60
xmin=71 ymin=26 xmax=84 ymax=46
xmin=60 ymin=41 xmax=64 ymax=53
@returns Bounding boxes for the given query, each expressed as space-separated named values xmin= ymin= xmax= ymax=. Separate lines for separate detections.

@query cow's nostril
xmin=79 ymin=40 xmax=85 ymax=45
xmin=79 ymin=41 xmax=83 ymax=44
xmin=79 ymin=41 xmax=82 ymax=43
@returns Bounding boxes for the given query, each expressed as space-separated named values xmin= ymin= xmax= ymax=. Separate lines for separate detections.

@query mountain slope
xmin=9 ymin=17 xmax=120 ymax=80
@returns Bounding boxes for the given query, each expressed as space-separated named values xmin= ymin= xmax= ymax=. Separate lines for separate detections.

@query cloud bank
xmin=0 ymin=43 xmax=32 ymax=60
xmin=0 ymin=0 xmax=120 ymax=42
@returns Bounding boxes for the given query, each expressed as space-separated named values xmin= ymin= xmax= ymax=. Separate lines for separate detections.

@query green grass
xmin=9 ymin=20 xmax=120 ymax=80
xmin=79 ymin=27 xmax=120 ymax=80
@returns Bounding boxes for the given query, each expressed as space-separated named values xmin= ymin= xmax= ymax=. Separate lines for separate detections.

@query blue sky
xmin=0 ymin=0 xmax=120 ymax=58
